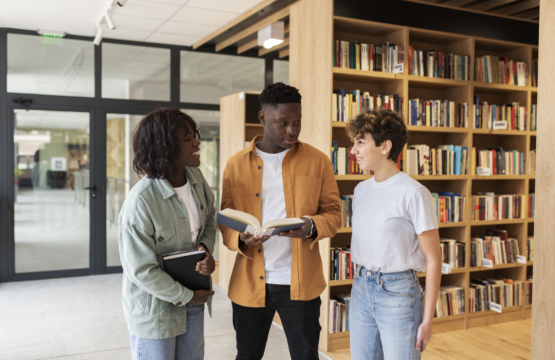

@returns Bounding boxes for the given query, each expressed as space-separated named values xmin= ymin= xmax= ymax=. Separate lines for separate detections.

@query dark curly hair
xmin=132 ymin=108 xmax=200 ymax=179
xmin=259 ymin=82 xmax=302 ymax=109
xmin=345 ymin=109 xmax=408 ymax=162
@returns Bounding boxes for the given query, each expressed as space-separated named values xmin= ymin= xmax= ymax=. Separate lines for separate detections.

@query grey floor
xmin=0 ymin=273 xmax=331 ymax=360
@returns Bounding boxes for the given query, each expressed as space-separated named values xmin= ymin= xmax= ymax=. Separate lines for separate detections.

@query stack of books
xmin=408 ymin=47 xmax=470 ymax=80
xmin=440 ymin=238 xmax=466 ymax=268
xmin=329 ymin=293 xmax=351 ymax=333
xmin=530 ymin=104 xmax=537 ymax=131
xmin=431 ymin=192 xmax=466 ymax=223
xmin=470 ymin=229 xmax=520 ymax=267
xmin=473 ymin=96 xmax=527 ymax=130
xmin=474 ymin=55 xmax=528 ymax=86
xmin=406 ymin=144 xmax=469 ymax=176
xmin=426 ymin=286 xmax=465 ymax=318
xmin=526 ymin=236 xmax=534 ymax=261
xmin=470 ymin=277 xmax=523 ymax=313
xmin=470 ymin=193 xmax=523 ymax=221
xmin=473 ymin=148 xmax=526 ymax=175
xmin=340 ymin=195 xmax=353 ymax=228
xmin=333 ymin=40 xmax=404 ymax=73
xmin=329 ymin=248 xmax=354 ymax=281
xmin=332 ymin=89 xmax=403 ymax=122
xmin=408 ymin=99 xmax=469 ymax=127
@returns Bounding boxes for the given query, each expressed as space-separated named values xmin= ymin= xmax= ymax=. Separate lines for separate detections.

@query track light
xmin=105 ymin=10 xmax=116 ymax=30
xmin=117 ymin=0 xmax=128 ymax=6
xmin=258 ymin=21 xmax=284 ymax=49
xmin=93 ymin=28 xmax=104 ymax=46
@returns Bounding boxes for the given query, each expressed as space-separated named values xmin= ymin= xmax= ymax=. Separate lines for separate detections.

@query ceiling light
xmin=93 ymin=28 xmax=104 ymax=46
xmin=117 ymin=0 xmax=128 ymax=6
xmin=258 ymin=21 xmax=284 ymax=50
xmin=105 ymin=10 xmax=116 ymax=30
xmin=37 ymin=29 xmax=66 ymax=38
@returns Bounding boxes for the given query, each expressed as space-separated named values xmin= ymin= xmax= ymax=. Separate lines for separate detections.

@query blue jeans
xmin=349 ymin=267 xmax=423 ymax=360
xmin=130 ymin=304 xmax=205 ymax=360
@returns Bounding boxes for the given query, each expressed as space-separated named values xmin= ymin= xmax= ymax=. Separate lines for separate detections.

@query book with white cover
xmin=217 ymin=208 xmax=305 ymax=237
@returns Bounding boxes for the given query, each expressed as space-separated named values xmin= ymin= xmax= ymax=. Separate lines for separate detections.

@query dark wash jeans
xmin=232 ymin=284 xmax=322 ymax=360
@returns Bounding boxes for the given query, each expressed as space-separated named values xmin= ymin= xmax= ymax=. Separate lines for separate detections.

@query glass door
xmin=12 ymin=109 xmax=93 ymax=275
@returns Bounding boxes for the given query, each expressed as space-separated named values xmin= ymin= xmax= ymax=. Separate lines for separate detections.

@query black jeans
xmin=232 ymin=284 xmax=322 ymax=360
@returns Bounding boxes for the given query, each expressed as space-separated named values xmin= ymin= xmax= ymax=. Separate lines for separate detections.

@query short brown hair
xmin=345 ymin=109 xmax=408 ymax=162
xmin=132 ymin=108 xmax=200 ymax=179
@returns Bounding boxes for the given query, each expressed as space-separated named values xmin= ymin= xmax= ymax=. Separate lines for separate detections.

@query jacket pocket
xmin=295 ymin=176 xmax=322 ymax=215
xmin=154 ymin=224 xmax=177 ymax=255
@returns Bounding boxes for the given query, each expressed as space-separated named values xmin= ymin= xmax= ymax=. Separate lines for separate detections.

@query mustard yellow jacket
xmin=220 ymin=135 xmax=341 ymax=307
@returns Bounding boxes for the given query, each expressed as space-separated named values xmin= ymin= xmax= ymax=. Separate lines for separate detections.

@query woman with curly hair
xmin=347 ymin=109 xmax=441 ymax=360
xmin=118 ymin=108 xmax=216 ymax=360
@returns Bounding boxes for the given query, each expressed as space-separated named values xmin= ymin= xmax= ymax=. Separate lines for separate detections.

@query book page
xmin=219 ymin=208 xmax=261 ymax=229
xmin=262 ymin=217 xmax=305 ymax=231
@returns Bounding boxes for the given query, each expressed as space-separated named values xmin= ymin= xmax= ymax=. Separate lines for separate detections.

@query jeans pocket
xmin=378 ymin=278 xmax=413 ymax=297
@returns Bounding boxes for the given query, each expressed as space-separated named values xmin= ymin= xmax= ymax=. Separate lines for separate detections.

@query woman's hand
xmin=196 ymin=246 xmax=215 ymax=275
xmin=186 ymin=290 xmax=214 ymax=306
xmin=415 ymin=318 xmax=433 ymax=352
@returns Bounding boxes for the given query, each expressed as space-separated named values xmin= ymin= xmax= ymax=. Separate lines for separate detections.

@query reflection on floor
xmin=0 ymin=273 xmax=329 ymax=360
xmin=15 ymin=188 xmax=90 ymax=273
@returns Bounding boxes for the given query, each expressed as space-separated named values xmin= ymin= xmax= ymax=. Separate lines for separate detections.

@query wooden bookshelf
xmin=290 ymin=0 xmax=536 ymax=352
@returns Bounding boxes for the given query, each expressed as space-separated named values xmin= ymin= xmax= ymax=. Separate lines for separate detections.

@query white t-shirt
xmin=351 ymin=171 xmax=438 ymax=273
xmin=255 ymin=144 xmax=291 ymax=285
xmin=174 ymin=179 xmax=202 ymax=246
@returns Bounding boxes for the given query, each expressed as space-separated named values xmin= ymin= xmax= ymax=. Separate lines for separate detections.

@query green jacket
xmin=118 ymin=167 xmax=215 ymax=339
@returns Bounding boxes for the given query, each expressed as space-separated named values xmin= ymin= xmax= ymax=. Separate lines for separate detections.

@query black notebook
xmin=162 ymin=250 xmax=210 ymax=291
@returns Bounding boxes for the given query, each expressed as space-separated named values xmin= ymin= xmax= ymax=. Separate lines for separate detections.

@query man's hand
xmin=196 ymin=246 xmax=215 ymax=275
xmin=239 ymin=231 xmax=270 ymax=246
xmin=415 ymin=318 xmax=432 ymax=352
xmin=186 ymin=290 xmax=214 ymax=306
xmin=279 ymin=217 xmax=313 ymax=238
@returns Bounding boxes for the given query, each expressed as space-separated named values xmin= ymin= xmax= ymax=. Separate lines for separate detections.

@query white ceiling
xmin=0 ymin=0 xmax=267 ymax=46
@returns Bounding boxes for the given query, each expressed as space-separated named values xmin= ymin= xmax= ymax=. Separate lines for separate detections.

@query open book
xmin=217 ymin=208 xmax=305 ymax=237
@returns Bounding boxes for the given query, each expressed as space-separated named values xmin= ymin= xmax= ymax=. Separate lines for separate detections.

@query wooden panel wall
xmin=531 ymin=0 xmax=555 ymax=357
xmin=218 ymin=93 xmax=247 ymax=292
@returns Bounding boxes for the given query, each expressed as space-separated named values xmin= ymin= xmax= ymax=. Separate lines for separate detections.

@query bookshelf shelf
xmin=292 ymin=4 xmax=537 ymax=351
xmin=531 ymin=87 xmax=538 ymax=93
xmin=332 ymin=67 xmax=399 ymax=83
xmin=527 ymin=261 xmax=533 ymax=266
xmin=330 ymin=279 xmax=354 ymax=286
xmin=406 ymin=125 xmax=469 ymax=133
xmin=528 ymin=218 xmax=535 ymax=223
xmin=468 ymin=305 xmax=523 ymax=318
xmin=335 ymin=175 xmax=372 ymax=181
xmin=470 ymin=263 xmax=524 ymax=272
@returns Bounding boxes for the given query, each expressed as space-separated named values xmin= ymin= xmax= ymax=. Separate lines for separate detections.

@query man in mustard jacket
xmin=220 ymin=82 xmax=341 ymax=360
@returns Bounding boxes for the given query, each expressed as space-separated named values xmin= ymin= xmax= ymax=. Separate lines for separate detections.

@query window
xmin=273 ymin=59 xmax=289 ymax=84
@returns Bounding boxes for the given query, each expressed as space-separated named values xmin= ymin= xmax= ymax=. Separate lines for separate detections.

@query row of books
xmin=408 ymin=48 xmax=471 ymax=80
xmin=407 ymin=144 xmax=469 ymax=176
xmin=470 ymin=194 xmax=523 ymax=221
xmin=431 ymin=192 xmax=466 ymax=223
xmin=473 ymin=97 xmax=527 ymax=131
xmin=474 ymin=148 xmax=526 ymax=175
xmin=530 ymin=104 xmax=537 ymax=131
xmin=340 ymin=195 xmax=353 ymax=229
xmin=531 ymin=59 xmax=538 ymax=87
xmin=528 ymin=194 xmax=535 ymax=218
xmin=427 ymin=286 xmax=466 ymax=318
xmin=474 ymin=56 xmax=528 ymax=86
xmin=408 ymin=99 xmax=469 ymax=128
xmin=441 ymin=238 xmax=466 ymax=268
xmin=333 ymin=40 xmax=404 ymax=73
xmin=330 ymin=247 xmax=354 ymax=281
xmin=329 ymin=293 xmax=351 ymax=333
xmin=331 ymin=142 xmax=371 ymax=175
xmin=469 ymin=277 xmax=524 ymax=313
xmin=332 ymin=89 xmax=404 ymax=122
xmin=470 ymin=230 xmax=520 ymax=266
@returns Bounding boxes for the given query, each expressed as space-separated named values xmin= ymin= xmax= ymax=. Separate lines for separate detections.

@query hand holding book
xmin=217 ymin=209 xmax=306 ymax=237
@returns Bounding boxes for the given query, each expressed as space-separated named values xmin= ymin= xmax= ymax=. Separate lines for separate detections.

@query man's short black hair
xmin=259 ymin=82 xmax=302 ymax=109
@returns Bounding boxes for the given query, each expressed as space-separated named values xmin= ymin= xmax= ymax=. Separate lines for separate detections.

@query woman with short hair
xmin=347 ymin=109 xmax=442 ymax=360
xmin=119 ymin=108 xmax=216 ymax=360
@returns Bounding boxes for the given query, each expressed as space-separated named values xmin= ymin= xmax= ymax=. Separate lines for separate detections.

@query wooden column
xmin=532 ymin=0 xmax=555 ymax=357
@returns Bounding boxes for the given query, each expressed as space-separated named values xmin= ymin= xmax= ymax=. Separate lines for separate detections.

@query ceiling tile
xmin=103 ymin=28 xmax=152 ymax=42
xmin=146 ymin=33 xmax=203 ymax=46
xmin=109 ymin=14 xmax=165 ymax=32
xmin=111 ymin=0 xmax=180 ymax=20
xmin=171 ymin=6 xmax=239 ymax=26
xmin=184 ymin=0 xmax=265 ymax=14
xmin=156 ymin=21 xmax=218 ymax=37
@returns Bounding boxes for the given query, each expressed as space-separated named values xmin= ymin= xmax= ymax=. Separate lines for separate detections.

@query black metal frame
xmin=0 ymin=27 xmax=285 ymax=282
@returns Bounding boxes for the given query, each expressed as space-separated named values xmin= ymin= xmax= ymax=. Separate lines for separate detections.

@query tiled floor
xmin=0 ymin=273 xmax=330 ymax=360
